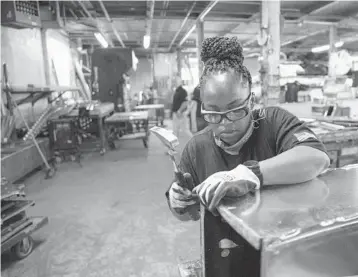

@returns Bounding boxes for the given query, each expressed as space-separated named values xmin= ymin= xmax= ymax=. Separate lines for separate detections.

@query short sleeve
xmin=179 ymin=140 xmax=199 ymax=186
xmin=267 ymin=107 xmax=327 ymax=155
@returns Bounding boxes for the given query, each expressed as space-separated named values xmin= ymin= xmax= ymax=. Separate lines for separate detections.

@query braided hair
xmin=199 ymin=36 xmax=252 ymax=88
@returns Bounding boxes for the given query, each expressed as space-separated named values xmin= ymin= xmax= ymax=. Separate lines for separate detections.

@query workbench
xmin=1 ymin=138 xmax=51 ymax=183
xmin=302 ymin=118 xmax=358 ymax=167
xmin=64 ymin=102 xmax=114 ymax=154
xmin=105 ymin=111 xmax=149 ymax=149
xmin=201 ymin=165 xmax=358 ymax=277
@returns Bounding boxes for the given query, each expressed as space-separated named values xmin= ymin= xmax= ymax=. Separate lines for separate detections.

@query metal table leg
xmin=97 ymin=116 xmax=106 ymax=155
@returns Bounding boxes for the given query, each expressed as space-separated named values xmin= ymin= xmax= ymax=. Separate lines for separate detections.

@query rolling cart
xmin=105 ymin=111 xmax=149 ymax=149
xmin=134 ymin=104 xmax=165 ymax=127
xmin=1 ymin=178 xmax=48 ymax=260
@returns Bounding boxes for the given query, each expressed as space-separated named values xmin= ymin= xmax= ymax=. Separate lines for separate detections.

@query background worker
xmin=171 ymin=75 xmax=192 ymax=138
xmin=166 ymin=37 xmax=330 ymax=220
xmin=189 ymin=85 xmax=208 ymax=133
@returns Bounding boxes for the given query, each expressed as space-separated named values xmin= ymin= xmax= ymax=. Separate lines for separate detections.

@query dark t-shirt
xmin=172 ymin=86 xmax=188 ymax=112
xmin=179 ymin=106 xmax=328 ymax=186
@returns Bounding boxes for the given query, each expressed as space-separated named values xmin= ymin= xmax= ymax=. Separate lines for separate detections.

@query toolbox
xmin=201 ymin=165 xmax=358 ymax=277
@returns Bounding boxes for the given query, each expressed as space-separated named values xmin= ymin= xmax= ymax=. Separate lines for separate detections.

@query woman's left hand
xmin=193 ymin=166 xmax=260 ymax=214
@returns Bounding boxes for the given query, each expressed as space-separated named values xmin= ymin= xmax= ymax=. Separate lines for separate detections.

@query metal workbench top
xmin=217 ymin=165 xmax=358 ymax=250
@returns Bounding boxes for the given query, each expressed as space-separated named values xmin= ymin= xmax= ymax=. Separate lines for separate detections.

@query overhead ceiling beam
xmin=297 ymin=1 xmax=340 ymax=25
xmin=76 ymin=0 xmax=114 ymax=47
xmin=178 ymin=0 xmax=220 ymax=47
xmin=168 ymin=2 xmax=196 ymax=51
xmin=281 ymin=29 xmax=329 ymax=47
xmin=218 ymin=12 xmax=260 ymax=36
xmin=309 ymin=1 xmax=340 ymax=15
xmin=97 ymin=0 xmax=125 ymax=47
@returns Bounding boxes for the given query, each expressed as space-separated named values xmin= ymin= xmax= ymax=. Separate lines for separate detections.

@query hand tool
xmin=150 ymin=126 xmax=199 ymax=220
xmin=149 ymin=126 xmax=192 ymax=190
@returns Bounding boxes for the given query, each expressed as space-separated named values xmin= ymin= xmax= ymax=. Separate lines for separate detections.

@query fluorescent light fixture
xmin=311 ymin=41 xmax=344 ymax=53
xmin=143 ymin=35 xmax=151 ymax=49
xmin=94 ymin=32 xmax=108 ymax=48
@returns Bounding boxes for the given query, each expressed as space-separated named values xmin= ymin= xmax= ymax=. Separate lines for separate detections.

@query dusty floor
xmin=1 ymin=126 xmax=199 ymax=277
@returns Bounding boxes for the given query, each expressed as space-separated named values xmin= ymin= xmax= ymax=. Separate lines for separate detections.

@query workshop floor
xmin=1 ymin=123 xmax=199 ymax=277
xmin=2 ymin=99 xmax=358 ymax=277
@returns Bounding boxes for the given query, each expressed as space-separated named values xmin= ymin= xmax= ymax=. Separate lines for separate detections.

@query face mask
xmin=213 ymin=120 xmax=254 ymax=155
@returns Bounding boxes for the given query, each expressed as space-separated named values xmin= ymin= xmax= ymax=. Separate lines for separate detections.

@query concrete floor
xmin=1 ymin=127 xmax=199 ymax=277
xmin=2 ymin=99 xmax=358 ymax=276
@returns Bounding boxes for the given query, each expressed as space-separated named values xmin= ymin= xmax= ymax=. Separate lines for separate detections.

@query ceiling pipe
xmin=168 ymin=2 xmax=196 ymax=51
xmin=178 ymin=0 xmax=220 ymax=47
xmin=145 ymin=0 xmax=155 ymax=37
xmin=144 ymin=0 xmax=155 ymax=48
xmin=97 ymin=0 xmax=125 ymax=47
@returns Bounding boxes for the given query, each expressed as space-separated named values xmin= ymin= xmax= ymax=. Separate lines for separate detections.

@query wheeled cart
xmin=1 ymin=178 xmax=48 ymax=260
xmin=134 ymin=104 xmax=165 ymax=127
xmin=105 ymin=111 xmax=149 ymax=149
xmin=199 ymin=165 xmax=358 ymax=277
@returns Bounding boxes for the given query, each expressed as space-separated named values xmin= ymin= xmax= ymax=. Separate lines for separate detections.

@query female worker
xmin=166 ymin=37 xmax=330 ymax=221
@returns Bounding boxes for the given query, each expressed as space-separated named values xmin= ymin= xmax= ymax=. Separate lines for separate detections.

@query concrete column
xmin=260 ymin=0 xmax=281 ymax=106
xmin=177 ymin=49 xmax=182 ymax=77
xmin=328 ymin=25 xmax=337 ymax=78
xmin=196 ymin=20 xmax=204 ymax=77
xmin=41 ymin=29 xmax=50 ymax=86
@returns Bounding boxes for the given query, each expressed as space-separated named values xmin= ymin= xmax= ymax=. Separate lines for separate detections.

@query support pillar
xmin=328 ymin=25 xmax=337 ymax=78
xmin=41 ymin=29 xmax=50 ymax=86
xmin=177 ymin=49 xmax=182 ymax=78
xmin=196 ymin=20 xmax=204 ymax=77
xmin=260 ymin=0 xmax=281 ymax=106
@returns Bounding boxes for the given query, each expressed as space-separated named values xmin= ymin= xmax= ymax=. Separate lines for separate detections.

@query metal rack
xmin=1 ymin=178 xmax=48 ymax=260
xmin=1 ymin=63 xmax=82 ymax=180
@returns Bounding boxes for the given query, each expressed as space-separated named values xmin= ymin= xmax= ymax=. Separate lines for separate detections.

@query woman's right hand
xmin=169 ymin=173 xmax=197 ymax=210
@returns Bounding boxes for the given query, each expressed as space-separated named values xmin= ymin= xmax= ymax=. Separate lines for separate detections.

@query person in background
xmin=190 ymin=85 xmax=208 ymax=133
xmin=171 ymin=75 xmax=192 ymax=138
xmin=166 ymin=36 xmax=330 ymax=221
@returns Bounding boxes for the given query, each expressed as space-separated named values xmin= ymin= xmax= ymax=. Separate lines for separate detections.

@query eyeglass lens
xmin=203 ymin=108 xmax=248 ymax=123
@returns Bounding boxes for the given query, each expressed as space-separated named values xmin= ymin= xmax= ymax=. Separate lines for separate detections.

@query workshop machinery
xmin=105 ymin=111 xmax=149 ymax=149
xmin=1 ymin=178 xmax=48 ymax=260
xmin=91 ymin=48 xmax=135 ymax=112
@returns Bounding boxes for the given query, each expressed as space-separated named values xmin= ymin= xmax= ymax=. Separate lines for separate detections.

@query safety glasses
xmin=201 ymin=93 xmax=252 ymax=124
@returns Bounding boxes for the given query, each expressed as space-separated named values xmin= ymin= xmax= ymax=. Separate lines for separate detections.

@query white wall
xmin=1 ymin=27 xmax=75 ymax=127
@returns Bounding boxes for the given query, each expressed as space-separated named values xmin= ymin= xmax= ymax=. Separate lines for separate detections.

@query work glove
xmin=168 ymin=173 xmax=198 ymax=210
xmin=193 ymin=165 xmax=260 ymax=214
